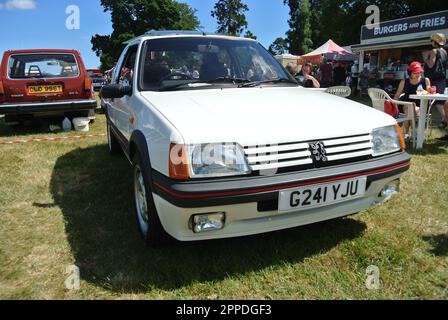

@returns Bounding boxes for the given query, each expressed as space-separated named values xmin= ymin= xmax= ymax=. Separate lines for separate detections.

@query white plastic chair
xmin=425 ymin=100 xmax=438 ymax=138
xmin=368 ymin=88 xmax=416 ymax=148
xmin=325 ymin=86 xmax=352 ymax=98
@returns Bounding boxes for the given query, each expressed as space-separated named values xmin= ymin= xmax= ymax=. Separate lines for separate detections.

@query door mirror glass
xmin=100 ymin=84 xmax=132 ymax=99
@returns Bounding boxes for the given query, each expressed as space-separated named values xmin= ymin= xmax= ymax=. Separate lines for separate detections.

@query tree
xmin=91 ymin=0 xmax=200 ymax=71
xmin=284 ymin=0 xmax=300 ymax=55
xmin=268 ymin=37 xmax=289 ymax=55
xmin=244 ymin=30 xmax=257 ymax=40
xmin=211 ymin=0 xmax=249 ymax=36
xmin=297 ymin=0 xmax=313 ymax=54
xmin=284 ymin=0 xmax=321 ymax=55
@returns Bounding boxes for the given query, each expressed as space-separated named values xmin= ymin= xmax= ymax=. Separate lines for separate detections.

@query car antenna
xmin=197 ymin=28 xmax=207 ymax=36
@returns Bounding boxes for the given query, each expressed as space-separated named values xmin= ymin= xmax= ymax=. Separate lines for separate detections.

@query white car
xmin=101 ymin=31 xmax=411 ymax=246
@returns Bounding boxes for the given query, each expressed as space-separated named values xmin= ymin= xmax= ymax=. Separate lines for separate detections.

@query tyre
xmin=133 ymin=152 xmax=171 ymax=247
xmin=107 ymin=123 xmax=122 ymax=156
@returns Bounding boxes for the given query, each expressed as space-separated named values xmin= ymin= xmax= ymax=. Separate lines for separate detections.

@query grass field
xmin=0 ymin=100 xmax=447 ymax=300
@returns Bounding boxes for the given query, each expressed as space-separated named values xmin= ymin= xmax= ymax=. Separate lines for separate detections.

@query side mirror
xmin=100 ymin=84 xmax=132 ymax=99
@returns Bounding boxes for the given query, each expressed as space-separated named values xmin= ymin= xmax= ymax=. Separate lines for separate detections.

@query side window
xmin=117 ymin=45 xmax=138 ymax=87
xmin=110 ymin=49 xmax=127 ymax=84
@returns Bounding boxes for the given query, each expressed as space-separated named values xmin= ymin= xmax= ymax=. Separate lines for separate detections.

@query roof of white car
xmin=124 ymin=30 xmax=256 ymax=44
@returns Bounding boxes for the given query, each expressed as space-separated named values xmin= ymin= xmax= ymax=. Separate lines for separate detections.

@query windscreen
xmin=8 ymin=53 xmax=80 ymax=79
xmin=139 ymin=37 xmax=291 ymax=91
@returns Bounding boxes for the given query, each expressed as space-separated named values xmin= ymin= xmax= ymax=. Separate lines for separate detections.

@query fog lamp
xmin=381 ymin=180 xmax=400 ymax=198
xmin=192 ymin=213 xmax=226 ymax=233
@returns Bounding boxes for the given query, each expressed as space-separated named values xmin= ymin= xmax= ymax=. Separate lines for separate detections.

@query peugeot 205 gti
xmin=101 ymin=31 xmax=411 ymax=246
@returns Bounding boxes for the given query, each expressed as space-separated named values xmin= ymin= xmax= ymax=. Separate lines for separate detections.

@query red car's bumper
xmin=0 ymin=99 xmax=97 ymax=115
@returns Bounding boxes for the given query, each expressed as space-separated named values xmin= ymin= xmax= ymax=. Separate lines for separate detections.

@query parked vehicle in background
xmin=91 ymin=74 xmax=106 ymax=91
xmin=86 ymin=68 xmax=100 ymax=77
xmin=0 ymin=49 xmax=96 ymax=124
xmin=102 ymin=31 xmax=411 ymax=247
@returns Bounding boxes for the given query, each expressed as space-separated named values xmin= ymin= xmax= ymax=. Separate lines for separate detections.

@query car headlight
xmin=189 ymin=143 xmax=251 ymax=178
xmin=169 ymin=143 xmax=251 ymax=180
xmin=372 ymin=125 xmax=405 ymax=157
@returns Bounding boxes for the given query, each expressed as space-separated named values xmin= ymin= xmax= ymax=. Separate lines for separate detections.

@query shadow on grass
xmin=0 ymin=117 xmax=60 ymax=138
xmin=50 ymin=145 xmax=367 ymax=293
xmin=408 ymin=141 xmax=448 ymax=156
xmin=422 ymin=234 xmax=448 ymax=257
xmin=0 ymin=110 xmax=102 ymax=138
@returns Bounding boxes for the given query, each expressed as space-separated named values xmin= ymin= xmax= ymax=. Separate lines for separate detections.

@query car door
xmin=114 ymin=45 xmax=139 ymax=140
xmin=105 ymin=47 xmax=127 ymax=131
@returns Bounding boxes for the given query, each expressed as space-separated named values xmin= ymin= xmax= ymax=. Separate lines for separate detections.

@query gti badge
xmin=309 ymin=142 xmax=328 ymax=163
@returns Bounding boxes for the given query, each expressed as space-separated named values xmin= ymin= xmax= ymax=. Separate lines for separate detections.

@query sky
xmin=0 ymin=0 xmax=290 ymax=69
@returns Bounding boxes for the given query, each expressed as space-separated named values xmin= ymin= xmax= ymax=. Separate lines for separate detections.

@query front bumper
xmin=151 ymin=152 xmax=411 ymax=241
xmin=0 ymin=99 xmax=97 ymax=115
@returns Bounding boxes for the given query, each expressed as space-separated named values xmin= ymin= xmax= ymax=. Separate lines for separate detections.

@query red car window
xmin=8 ymin=53 xmax=79 ymax=79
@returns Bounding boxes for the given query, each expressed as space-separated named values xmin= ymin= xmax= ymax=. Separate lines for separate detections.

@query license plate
xmin=278 ymin=177 xmax=367 ymax=212
xmin=28 ymin=85 xmax=63 ymax=94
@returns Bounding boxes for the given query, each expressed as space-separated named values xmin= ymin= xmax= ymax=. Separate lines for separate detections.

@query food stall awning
xmin=302 ymin=39 xmax=352 ymax=58
xmin=351 ymin=36 xmax=430 ymax=52
xmin=326 ymin=50 xmax=359 ymax=61
xmin=274 ymin=54 xmax=299 ymax=60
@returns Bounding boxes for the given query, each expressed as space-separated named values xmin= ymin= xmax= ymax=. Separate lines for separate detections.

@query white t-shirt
xmin=351 ymin=65 xmax=359 ymax=77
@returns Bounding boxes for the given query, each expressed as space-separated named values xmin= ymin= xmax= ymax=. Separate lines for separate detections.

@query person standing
xmin=424 ymin=33 xmax=448 ymax=141
xmin=333 ymin=62 xmax=347 ymax=86
xmin=351 ymin=61 xmax=360 ymax=96
xmin=319 ymin=58 xmax=333 ymax=88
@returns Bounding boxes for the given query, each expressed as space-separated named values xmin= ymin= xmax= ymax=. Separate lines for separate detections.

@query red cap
xmin=409 ymin=61 xmax=423 ymax=74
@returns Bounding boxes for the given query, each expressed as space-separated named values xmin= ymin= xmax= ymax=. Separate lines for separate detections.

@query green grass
xmin=0 ymin=99 xmax=447 ymax=299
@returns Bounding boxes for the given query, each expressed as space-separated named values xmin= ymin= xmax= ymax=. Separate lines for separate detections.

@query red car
xmin=0 ymin=49 xmax=97 ymax=124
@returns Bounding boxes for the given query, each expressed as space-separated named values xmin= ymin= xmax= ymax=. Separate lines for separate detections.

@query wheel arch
xmin=130 ymin=129 xmax=172 ymax=245
xmin=130 ymin=130 xmax=152 ymax=174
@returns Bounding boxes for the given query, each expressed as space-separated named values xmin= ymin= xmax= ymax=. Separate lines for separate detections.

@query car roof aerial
xmin=123 ymin=29 xmax=253 ymax=44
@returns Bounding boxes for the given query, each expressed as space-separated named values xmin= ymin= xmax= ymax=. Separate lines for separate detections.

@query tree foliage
xmin=268 ymin=37 xmax=289 ymax=55
xmin=244 ymin=30 xmax=257 ymax=40
xmin=297 ymin=0 xmax=313 ymax=54
xmin=284 ymin=0 xmax=320 ymax=55
xmin=91 ymin=0 xmax=200 ymax=71
xmin=211 ymin=0 xmax=249 ymax=36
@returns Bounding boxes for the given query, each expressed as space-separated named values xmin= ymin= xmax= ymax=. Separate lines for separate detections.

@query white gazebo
xmin=274 ymin=53 xmax=299 ymax=68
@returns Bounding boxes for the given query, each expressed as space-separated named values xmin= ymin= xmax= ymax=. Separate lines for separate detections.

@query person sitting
xmin=296 ymin=63 xmax=320 ymax=88
xmin=394 ymin=61 xmax=431 ymax=141
xmin=285 ymin=64 xmax=297 ymax=77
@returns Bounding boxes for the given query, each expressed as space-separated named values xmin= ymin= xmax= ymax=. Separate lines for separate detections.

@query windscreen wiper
xmin=239 ymin=78 xmax=298 ymax=88
xmin=158 ymin=77 xmax=251 ymax=91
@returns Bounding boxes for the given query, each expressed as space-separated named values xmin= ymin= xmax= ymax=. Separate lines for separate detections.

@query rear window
xmin=8 ymin=53 xmax=80 ymax=79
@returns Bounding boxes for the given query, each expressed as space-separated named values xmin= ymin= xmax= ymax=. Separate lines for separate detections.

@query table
xmin=409 ymin=94 xmax=448 ymax=150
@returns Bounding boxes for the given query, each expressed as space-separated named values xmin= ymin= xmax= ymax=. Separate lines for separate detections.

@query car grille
xmin=244 ymin=133 xmax=373 ymax=173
